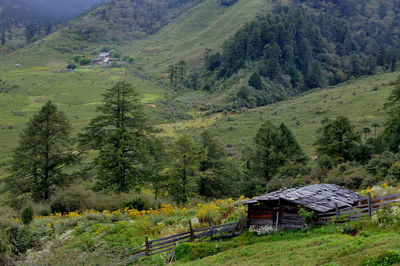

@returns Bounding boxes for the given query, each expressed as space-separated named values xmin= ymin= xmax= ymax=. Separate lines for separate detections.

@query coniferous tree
xmin=248 ymin=72 xmax=263 ymax=90
xmin=5 ymin=102 xmax=77 ymax=202
xmin=79 ymin=81 xmax=152 ymax=193
xmin=146 ymin=138 xmax=167 ymax=201
xmin=197 ymin=131 xmax=232 ymax=198
xmin=249 ymin=121 xmax=285 ymax=183
xmin=166 ymin=133 xmax=202 ymax=204
xmin=314 ymin=116 xmax=362 ymax=163
xmin=383 ymin=76 xmax=400 ymax=152
xmin=243 ymin=121 xmax=307 ymax=196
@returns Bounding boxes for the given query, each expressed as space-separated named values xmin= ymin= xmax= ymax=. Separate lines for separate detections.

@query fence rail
xmin=118 ymin=215 xmax=246 ymax=264
xmin=118 ymin=192 xmax=400 ymax=264
xmin=316 ymin=192 xmax=400 ymax=224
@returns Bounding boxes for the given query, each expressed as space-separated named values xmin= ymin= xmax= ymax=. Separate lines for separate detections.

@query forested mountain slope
xmin=196 ymin=0 xmax=400 ymax=109
xmin=0 ymin=0 xmax=106 ymax=51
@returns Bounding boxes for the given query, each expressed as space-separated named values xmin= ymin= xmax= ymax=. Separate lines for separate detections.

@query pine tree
xmin=371 ymin=122 xmax=380 ymax=137
xmin=197 ymin=131 xmax=232 ymax=198
xmin=278 ymin=123 xmax=307 ymax=163
xmin=314 ymin=116 xmax=361 ymax=163
xmin=250 ymin=121 xmax=284 ymax=183
xmin=166 ymin=133 xmax=202 ymax=204
xmin=248 ymin=72 xmax=263 ymax=90
xmin=146 ymin=137 xmax=167 ymax=201
xmin=79 ymin=81 xmax=151 ymax=192
xmin=5 ymin=102 xmax=77 ymax=201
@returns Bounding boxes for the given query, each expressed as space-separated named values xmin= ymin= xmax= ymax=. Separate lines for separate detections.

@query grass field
xmin=180 ymin=229 xmax=400 ymax=265
xmin=0 ymin=64 xmax=165 ymax=160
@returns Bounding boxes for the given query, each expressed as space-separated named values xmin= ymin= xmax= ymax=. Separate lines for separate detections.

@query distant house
xmin=92 ymin=53 xmax=119 ymax=65
xmin=99 ymin=53 xmax=110 ymax=59
xmin=242 ymin=184 xmax=366 ymax=229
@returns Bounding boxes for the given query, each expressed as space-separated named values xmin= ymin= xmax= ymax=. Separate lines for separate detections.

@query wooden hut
xmin=242 ymin=184 xmax=366 ymax=229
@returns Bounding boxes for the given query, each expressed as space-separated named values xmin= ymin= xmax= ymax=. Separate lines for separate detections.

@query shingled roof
xmin=242 ymin=184 xmax=366 ymax=213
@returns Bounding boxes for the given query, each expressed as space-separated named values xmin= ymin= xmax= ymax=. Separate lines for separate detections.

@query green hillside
xmin=156 ymin=71 xmax=397 ymax=155
xmin=0 ymin=0 xmax=271 ymax=161
xmin=180 ymin=229 xmax=400 ymax=265
xmin=125 ymin=0 xmax=270 ymax=74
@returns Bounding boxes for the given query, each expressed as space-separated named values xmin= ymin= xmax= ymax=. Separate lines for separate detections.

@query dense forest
xmin=196 ymin=0 xmax=400 ymax=109
xmin=66 ymin=0 xmax=202 ymax=42
xmin=0 ymin=0 xmax=106 ymax=51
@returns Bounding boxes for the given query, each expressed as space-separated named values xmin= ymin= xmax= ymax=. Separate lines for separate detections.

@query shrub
xmin=79 ymin=58 xmax=91 ymax=66
xmin=21 ymin=206 xmax=34 ymax=225
xmin=372 ymin=204 xmax=400 ymax=227
xmin=361 ymin=251 xmax=400 ymax=266
xmin=66 ymin=64 xmax=77 ymax=70
xmin=298 ymin=208 xmax=315 ymax=227
xmin=340 ymin=221 xmax=363 ymax=235
xmin=122 ymin=196 xmax=148 ymax=211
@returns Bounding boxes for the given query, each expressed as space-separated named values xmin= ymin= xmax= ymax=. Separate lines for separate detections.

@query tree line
xmin=4 ymin=78 xmax=400 ymax=209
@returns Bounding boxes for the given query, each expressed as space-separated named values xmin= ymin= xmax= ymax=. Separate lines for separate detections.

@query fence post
xmin=368 ymin=192 xmax=372 ymax=218
xmin=335 ymin=202 xmax=339 ymax=221
xmin=145 ymin=236 xmax=150 ymax=256
xmin=240 ymin=212 xmax=244 ymax=234
xmin=209 ymin=221 xmax=213 ymax=241
xmin=189 ymin=220 xmax=194 ymax=242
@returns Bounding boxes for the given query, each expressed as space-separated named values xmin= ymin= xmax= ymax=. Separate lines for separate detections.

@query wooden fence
xmin=316 ymin=192 xmax=400 ymax=224
xmin=118 ymin=192 xmax=400 ymax=264
xmin=118 ymin=216 xmax=246 ymax=264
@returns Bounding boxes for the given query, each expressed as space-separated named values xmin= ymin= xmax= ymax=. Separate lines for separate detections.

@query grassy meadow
xmin=0 ymin=63 xmax=165 ymax=161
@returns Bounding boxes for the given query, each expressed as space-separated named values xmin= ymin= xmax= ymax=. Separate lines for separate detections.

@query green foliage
xmin=73 ymin=55 xmax=81 ymax=63
xmin=79 ymin=81 xmax=154 ymax=193
xmin=21 ymin=206 xmax=34 ymax=225
xmin=66 ymin=63 xmax=77 ymax=70
xmin=122 ymin=196 xmax=147 ymax=211
xmin=248 ymin=73 xmax=263 ymax=90
xmin=5 ymin=101 xmax=77 ymax=201
xmin=298 ymin=209 xmax=315 ymax=227
xmin=197 ymin=131 xmax=238 ymax=198
xmin=325 ymin=163 xmax=368 ymax=189
xmin=243 ymin=121 xmax=307 ymax=195
xmin=314 ymin=116 xmax=363 ymax=164
xmin=166 ymin=133 xmax=203 ymax=204
xmin=340 ymin=221 xmax=363 ymax=236
xmin=204 ymin=0 xmax=400 ymax=108
xmin=361 ymin=251 xmax=400 ymax=266
xmin=67 ymin=0 xmax=200 ymax=42
xmin=79 ymin=58 xmax=92 ymax=66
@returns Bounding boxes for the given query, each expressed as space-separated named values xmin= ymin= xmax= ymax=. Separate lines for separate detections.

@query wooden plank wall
xmin=280 ymin=204 xmax=304 ymax=229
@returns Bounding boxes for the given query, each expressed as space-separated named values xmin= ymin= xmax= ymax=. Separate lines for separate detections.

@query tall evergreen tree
xmin=166 ymin=133 xmax=202 ymax=204
xmin=79 ymin=81 xmax=151 ymax=192
xmin=243 ymin=121 xmax=307 ymax=196
xmin=383 ymin=76 xmax=400 ymax=152
xmin=248 ymin=72 xmax=263 ymax=90
xmin=314 ymin=116 xmax=361 ymax=163
xmin=197 ymin=131 xmax=233 ymax=198
xmin=5 ymin=102 xmax=77 ymax=202
xmin=250 ymin=121 xmax=285 ymax=183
